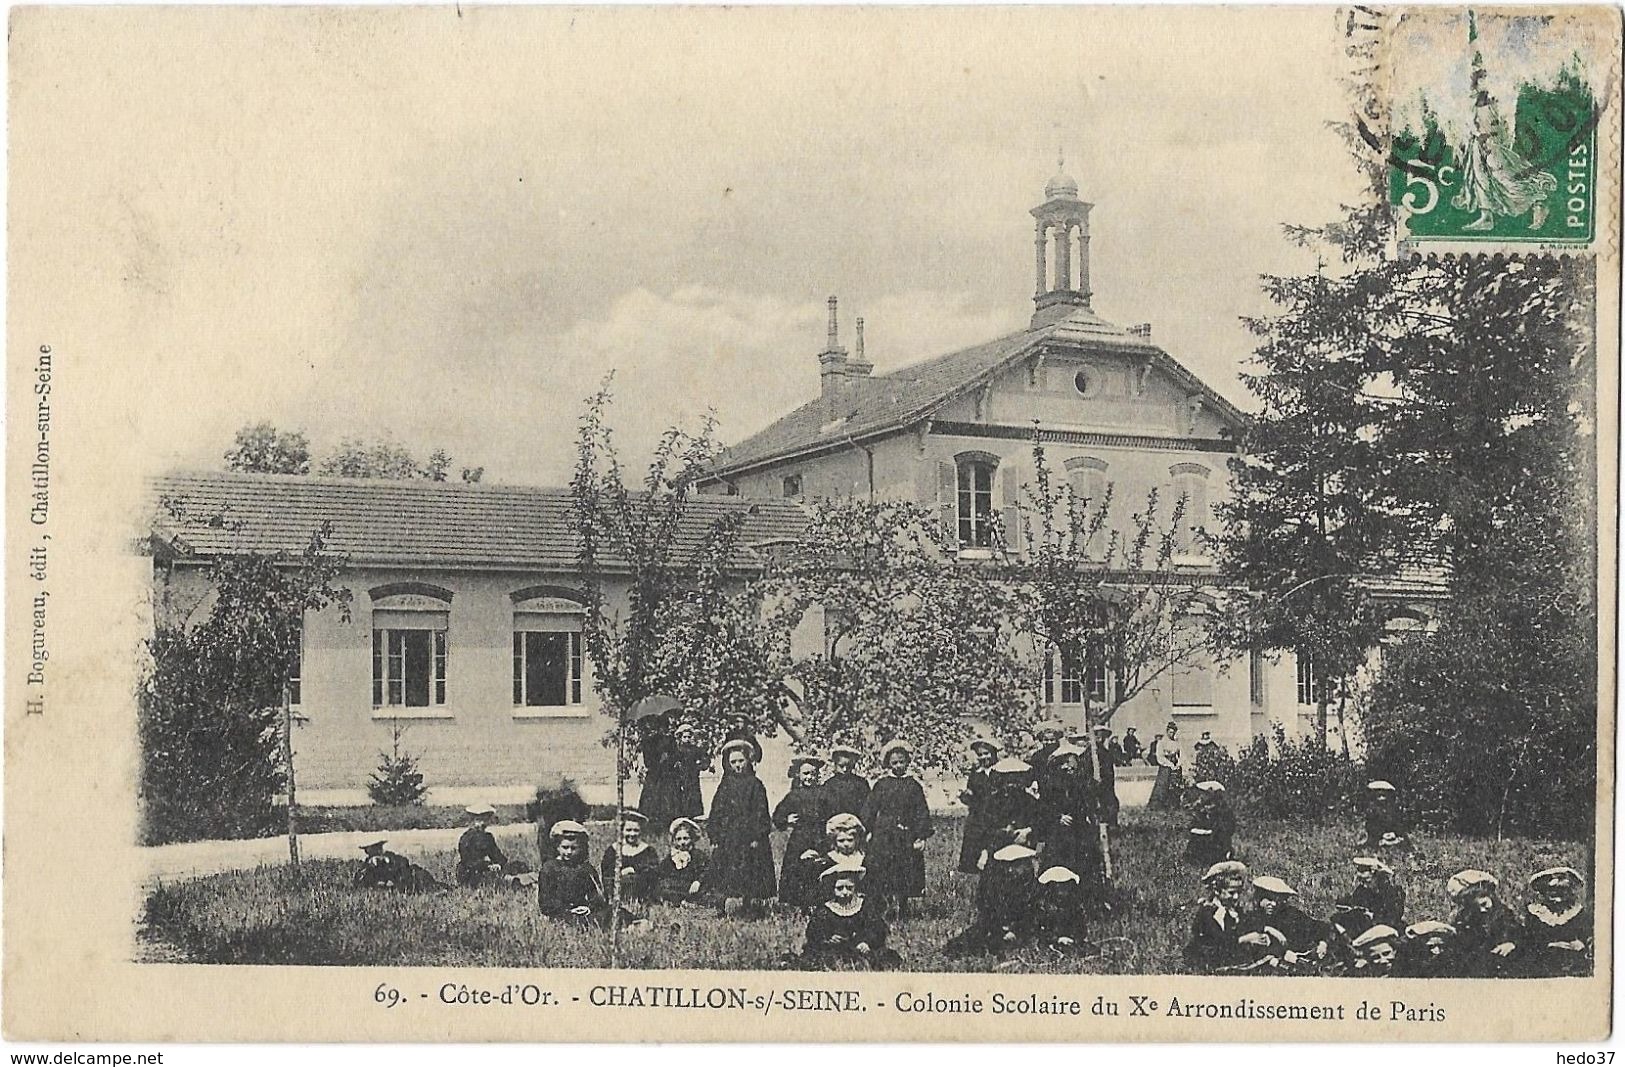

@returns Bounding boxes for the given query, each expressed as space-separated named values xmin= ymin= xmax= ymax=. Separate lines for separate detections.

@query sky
xmin=13 ymin=6 xmax=1364 ymax=488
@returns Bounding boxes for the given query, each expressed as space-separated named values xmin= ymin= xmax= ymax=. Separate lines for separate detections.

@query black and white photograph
xmin=4 ymin=3 xmax=1618 ymax=1044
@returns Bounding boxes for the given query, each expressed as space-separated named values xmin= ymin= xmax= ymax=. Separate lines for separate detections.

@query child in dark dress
xmin=944 ymin=843 xmax=1040 ymax=956
xmin=1519 ymin=866 xmax=1591 ymax=976
xmin=1184 ymin=781 xmax=1236 ymax=867
xmin=1183 ymin=860 xmax=1252 ymax=972
xmin=860 ymin=740 xmax=932 ymax=921
xmin=822 ymin=745 xmax=872 ymax=820
xmin=807 ymin=812 xmax=868 ymax=899
xmin=653 ymin=818 xmax=708 ymax=905
xmin=774 ymin=755 xmax=833 ymax=908
xmin=706 ymin=739 xmax=777 ymax=917
xmin=1395 ymin=920 xmax=1458 ymax=978
xmin=979 ymin=756 xmax=1041 ymax=863
xmin=957 ymin=739 xmax=1001 ymax=875
xmin=538 ymin=821 xmax=611 ymax=926
xmin=600 ymin=809 xmax=662 ymax=909
xmin=1447 ymin=868 xmax=1523 ymax=977
xmin=1336 ymin=856 xmax=1406 ymax=929
xmin=1032 ymin=865 xmax=1095 ymax=954
xmin=1359 ymin=780 xmax=1410 ymax=850
xmin=1039 ymin=744 xmax=1101 ymax=879
xmin=797 ymin=864 xmax=901 ymax=969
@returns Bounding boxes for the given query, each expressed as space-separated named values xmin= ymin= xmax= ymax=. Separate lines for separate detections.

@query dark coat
xmin=1337 ymin=880 xmax=1406 ymax=930
xmin=537 ymin=858 xmax=607 ymax=921
xmin=861 ymin=774 xmax=933 ymax=898
xmin=945 ymin=857 xmax=1039 ymax=956
xmin=1093 ymin=741 xmax=1120 ymax=826
xmin=1033 ymin=879 xmax=1091 ymax=946
xmin=1452 ymin=900 xmax=1524 ymax=977
xmin=1183 ymin=899 xmax=1250 ymax=971
xmin=957 ymin=767 xmax=996 ymax=874
xmin=1394 ymin=937 xmax=1457 ymax=978
xmin=354 ymin=850 xmax=439 ymax=892
xmin=456 ymin=826 xmax=509 ymax=886
xmin=1239 ymin=903 xmax=1329 ymax=958
xmin=1519 ymin=902 xmax=1592 ymax=976
xmin=600 ymin=842 xmax=663 ymax=905
xmin=801 ymin=896 xmax=899 ymax=968
xmin=638 ymin=729 xmax=707 ymax=833
xmin=1119 ymin=733 xmax=1143 ymax=762
xmin=1361 ymin=797 xmax=1409 ymax=847
xmin=774 ymin=784 xmax=834 ymax=906
xmin=1039 ymin=771 xmax=1101 ymax=878
xmin=706 ymin=770 xmax=777 ymax=900
xmin=981 ymin=780 xmax=1041 ymax=855
xmin=1184 ymin=800 xmax=1236 ymax=866
xmin=821 ymin=771 xmax=871 ymax=821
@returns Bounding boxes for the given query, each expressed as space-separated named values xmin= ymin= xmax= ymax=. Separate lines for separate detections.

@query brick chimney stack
xmin=847 ymin=316 xmax=873 ymax=379
xmin=818 ymin=296 xmax=850 ymax=408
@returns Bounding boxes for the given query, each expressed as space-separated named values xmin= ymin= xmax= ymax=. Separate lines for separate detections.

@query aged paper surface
xmin=5 ymin=4 xmax=1619 ymax=1043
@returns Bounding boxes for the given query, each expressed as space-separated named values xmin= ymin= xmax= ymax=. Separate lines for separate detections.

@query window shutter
xmin=1000 ymin=465 xmax=1022 ymax=554
xmin=936 ymin=460 xmax=957 ymax=542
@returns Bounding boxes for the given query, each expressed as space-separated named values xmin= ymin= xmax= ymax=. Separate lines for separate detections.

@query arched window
xmin=369 ymin=585 xmax=452 ymax=711
xmin=1065 ymin=456 xmax=1110 ymax=512
xmin=955 ymin=452 xmax=999 ymax=549
xmin=512 ymin=588 xmax=588 ymax=711
xmin=1169 ymin=462 xmax=1211 ymax=557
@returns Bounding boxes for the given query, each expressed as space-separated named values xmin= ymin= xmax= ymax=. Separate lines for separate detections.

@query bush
xmin=366 ymin=722 xmax=428 ymax=806
xmin=138 ymin=623 xmax=286 ymax=845
xmin=1228 ymin=723 xmax=1362 ymax=820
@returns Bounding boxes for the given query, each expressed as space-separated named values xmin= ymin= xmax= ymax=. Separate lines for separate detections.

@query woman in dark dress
xmin=798 ymin=864 xmax=901 ymax=969
xmin=1520 ymin=866 xmax=1591 ymax=976
xmin=860 ymin=740 xmax=933 ymax=920
xmin=705 ymin=739 xmax=777 ymax=916
xmin=774 ymin=755 xmax=833 ymax=907
xmin=637 ymin=713 xmax=708 ymax=835
xmin=957 ymin=739 xmax=1001 ymax=875
xmin=1447 ymin=868 xmax=1523 ymax=977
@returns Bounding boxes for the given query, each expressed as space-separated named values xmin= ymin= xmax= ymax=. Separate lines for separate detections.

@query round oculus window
xmin=1073 ymin=369 xmax=1093 ymax=396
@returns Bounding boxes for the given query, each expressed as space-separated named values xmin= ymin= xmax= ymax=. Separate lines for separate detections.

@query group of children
xmin=350 ymin=741 xmax=1591 ymax=979
xmin=1184 ymin=855 xmax=1591 ymax=978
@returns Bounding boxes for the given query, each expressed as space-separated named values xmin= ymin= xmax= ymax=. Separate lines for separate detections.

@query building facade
xmin=701 ymin=165 xmax=1310 ymax=752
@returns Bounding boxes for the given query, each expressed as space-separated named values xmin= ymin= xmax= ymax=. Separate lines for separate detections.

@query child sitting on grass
xmin=653 ymin=818 xmax=708 ymax=905
xmin=538 ymin=821 xmax=609 ymax=926
xmin=796 ymin=863 xmax=901 ymax=969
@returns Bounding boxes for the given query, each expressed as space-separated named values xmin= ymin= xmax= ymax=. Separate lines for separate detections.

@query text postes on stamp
xmin=1385 ymin=8 xmax=1615 ymax=252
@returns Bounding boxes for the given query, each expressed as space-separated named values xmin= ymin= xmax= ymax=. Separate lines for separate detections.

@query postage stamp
xmin=1383 ymin=7 xmax=1619 ymax=252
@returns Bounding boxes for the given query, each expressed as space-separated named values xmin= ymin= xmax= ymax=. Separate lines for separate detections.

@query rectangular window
xmin=1296 ymin=654 xmax=1316 ymax=706
xmin=1249 ymin=649 xmax=1265 ymax=706
xmin=1171 ymin=653 xmax=1214 ymax=707
xmin=513 ymin=630 xmax=584 ymax=707
xmin=782 ymin=474 xmax=803 ymax=499
xmin=957 ymin=462 xmax=995 ymax=548
xmin=1045 ymin=646 xmax=1107 ymax=706
xmin=372 ymin=627 xmax=448 ymax=708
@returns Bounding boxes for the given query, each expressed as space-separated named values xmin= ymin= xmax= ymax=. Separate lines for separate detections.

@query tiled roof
xmin=709 ymin=306 xmax=1247 ymax=478
xmin=148 ymin=470 xmax=808 ymax=572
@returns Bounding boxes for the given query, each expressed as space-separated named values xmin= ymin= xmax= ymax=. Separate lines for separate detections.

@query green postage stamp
xmin=1384 ymin=8 xmax=1617 ymax=250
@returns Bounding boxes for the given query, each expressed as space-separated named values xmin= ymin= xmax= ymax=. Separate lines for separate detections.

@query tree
xmin=766 ymin=498 xmax=1040 ymax=769
xmin=315 ymin=437 xmax=484 ymax=482
xmin=224 ymin=422 xmax=311 ymax=475
xmin=1221 ymin=121 xmax=1597 ymax=836
xmin=1004 ymin=437 xmax=1232 ymax=878
xmin=141 ymin=510 xmax=350 ymax=846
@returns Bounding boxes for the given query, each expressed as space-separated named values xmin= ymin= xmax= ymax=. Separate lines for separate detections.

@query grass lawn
xmin=141 ymin=809 xmax=1590 ymax=973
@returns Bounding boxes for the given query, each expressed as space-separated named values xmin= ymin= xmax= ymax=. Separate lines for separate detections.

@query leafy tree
xmin=141 ymin=512 xmax=350 ymax=845
xmin=1223 ymin=124 xmax=1597 ymax=837
xmin=224 ymin=421 xmax=311 ymax=475
xmin=765 ymin=498 xmax=1040 ymax=769
xmin=1003 ymin=438 xmax=1232 ymax=878
xmin=316 ymin=437 xmax=484 ymax=482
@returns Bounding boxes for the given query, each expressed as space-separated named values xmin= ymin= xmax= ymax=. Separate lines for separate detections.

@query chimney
xmin=1129 ymin=323 xmax=1152 ymax=339
xmin=847 ymin=316 xmax=873 ymax=378
xmin=818 ymin=295 xmax=850 ymax=405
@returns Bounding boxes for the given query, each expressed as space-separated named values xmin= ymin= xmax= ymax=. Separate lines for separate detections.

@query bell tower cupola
xmin=1030 ymin=151 xmax=1094 ymax=328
